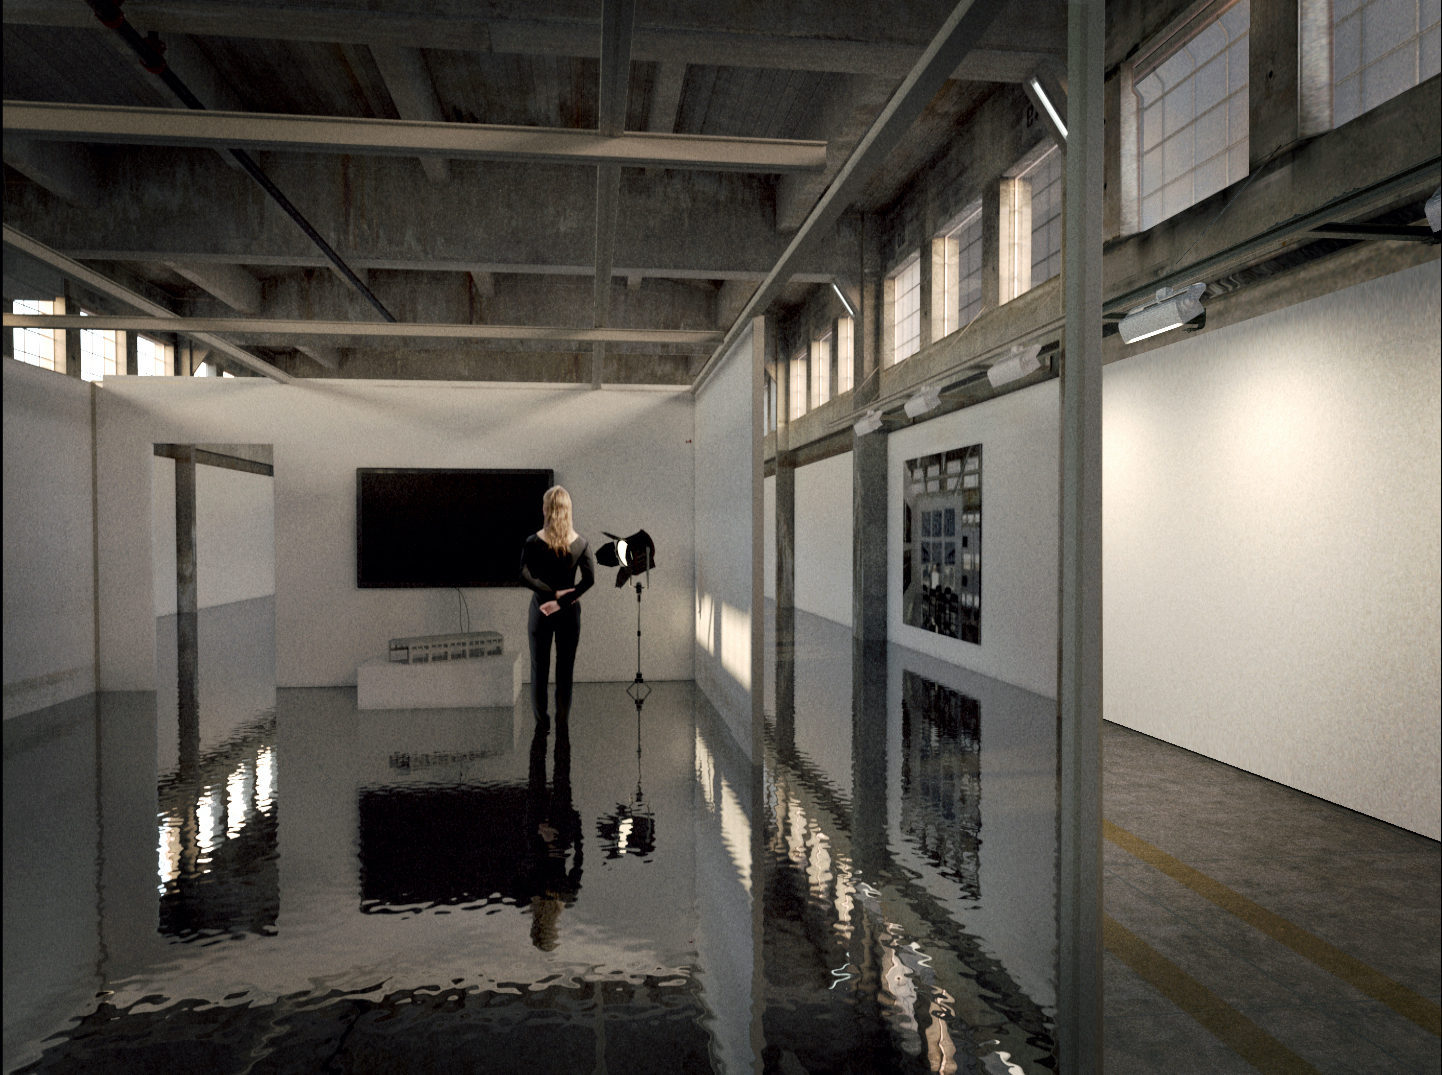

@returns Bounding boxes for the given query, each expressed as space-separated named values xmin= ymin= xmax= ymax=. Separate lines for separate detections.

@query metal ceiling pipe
xmin=85 ymin=0 xmax=397 ymax=323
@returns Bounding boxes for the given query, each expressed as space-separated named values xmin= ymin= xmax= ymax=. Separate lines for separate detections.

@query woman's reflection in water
xmin=525 ymin=712 xmax=583 ymax=950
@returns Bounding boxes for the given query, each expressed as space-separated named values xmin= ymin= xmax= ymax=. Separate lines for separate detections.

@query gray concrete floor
xmin=1102 ymin=722 xmax=1441 ymax=1074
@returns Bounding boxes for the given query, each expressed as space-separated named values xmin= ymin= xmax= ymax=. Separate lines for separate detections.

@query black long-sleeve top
xmin=519 ymin=533 xmax=595 ymax=607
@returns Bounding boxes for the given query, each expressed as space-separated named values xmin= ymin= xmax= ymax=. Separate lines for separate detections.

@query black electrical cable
xmin=86 ymin=0 xmax=397 ymax=323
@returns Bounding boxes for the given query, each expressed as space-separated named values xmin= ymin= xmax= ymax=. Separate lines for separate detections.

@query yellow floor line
xmin=1104 ymin=914 xmax=1323 ymax=1075
xmin=1104 ymin=819 xmax=1442 ymax=1037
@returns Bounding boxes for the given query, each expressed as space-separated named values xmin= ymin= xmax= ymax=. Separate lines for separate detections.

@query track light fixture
xmin=904 ymin=384 xmax=942 ymax=418
xmin=1118 ymin=283 xmax=1206 ymax=344
xmin=986 ymin=343 xmax=1044 ymax=388
xmin=853 ymin=409 xmax=884 ymax=436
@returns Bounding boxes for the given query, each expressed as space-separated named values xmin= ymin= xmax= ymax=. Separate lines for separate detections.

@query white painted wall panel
xmin=694 ymin=325 xmax=762 ymax=758
xmin=763 ymin=474 xmax=776 ymax=602
xmin=794 ymin=451 xmax=853 ymax=628
xmin=1103 ymin=260 xmax=1441 ymax=839
xmin=888 ymin=381 xmax=1061 ymax=698
xmin=94 ymin=380 xmax=695 ymax=691
xmin=3 ymin=362 xmax=95 ymax=718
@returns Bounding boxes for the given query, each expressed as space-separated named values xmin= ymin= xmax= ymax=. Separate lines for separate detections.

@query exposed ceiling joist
xmin=2 ymin=223 xmax=291 ymax=382
xmin=2 ymin=313 xmax=724 ymax=346
xmin=692 ymin=0 xmax=1008 ymax=390
xmin=2 ymin=3 xmax=1063 ymax=80
xmin=3 ymin=101 xmax=828 ymax=173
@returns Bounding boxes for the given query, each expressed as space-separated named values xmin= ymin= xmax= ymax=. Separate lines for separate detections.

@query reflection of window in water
xmin=900 ymin=671 xmax=981 ymax=900
xmin=157 ymin=715 xmax=279 ymax=941
xmin=903 ymin=445 xmax=981 ymax=643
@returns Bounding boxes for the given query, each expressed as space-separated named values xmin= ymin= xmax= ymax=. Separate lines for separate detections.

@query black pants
xmin=528 ymin=599 xmax=580 ymax=721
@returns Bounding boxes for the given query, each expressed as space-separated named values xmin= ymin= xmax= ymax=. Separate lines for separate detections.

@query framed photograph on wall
xmin=902 ymin=444 xmax=982 ymax=643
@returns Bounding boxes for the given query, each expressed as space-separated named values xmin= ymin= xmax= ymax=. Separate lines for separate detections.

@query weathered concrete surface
xmin=2 ymin=150 xmax=851 ymax=280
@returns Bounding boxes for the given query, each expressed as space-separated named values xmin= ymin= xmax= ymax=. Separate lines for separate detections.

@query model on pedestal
xmin=519 ymin=486 xmax=595 ymax=726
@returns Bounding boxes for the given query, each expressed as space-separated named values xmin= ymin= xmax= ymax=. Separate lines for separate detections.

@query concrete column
xmin=61 ymin=286 xmax=82 ymax=378
xmin=980 ymin=184 xmax=1003 ymax=312
xmin=174 ymin=446 xmax=200 ymax=784
xmin=1250 ymin=0 xmax=1301 ymax=167
xmin=918 ymin=229 xmax=934 ymax=349
xmin=851 ymin=428 xmax=888 ymax=643
xmin=774 ymin=318 xmax=797 ymax=725
xmin=1057 ymin=0 xmax=1105 ymax=1071
xmin=125 ymin=331 xmax=138 ymax=376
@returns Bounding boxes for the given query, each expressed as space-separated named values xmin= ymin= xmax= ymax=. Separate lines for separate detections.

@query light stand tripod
xmin=626 ymin=560 xmax=651 ymax=704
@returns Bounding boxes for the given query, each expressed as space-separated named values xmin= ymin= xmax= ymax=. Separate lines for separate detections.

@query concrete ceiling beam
xmin=4 ymin=152 xmax=847 ymax=282
xmin=369 ymin=45 xmax=450 ymax=184
xmin=3 ymin=1 xmax=1065 ymax=78
xmin=3 ymin=312 xmax=725 ymax=346
xmin=3 ymin=101 xmax=827 ymax=173
xmin=2 ymin=224 xmax=290 ymax=382
xmin=163 ymin=260 xmax=262 ymax=313
xmin=0 ymin=138 xmax=103 ymax=207
xmin=694 ymin=0 xmax=1010 ymax=389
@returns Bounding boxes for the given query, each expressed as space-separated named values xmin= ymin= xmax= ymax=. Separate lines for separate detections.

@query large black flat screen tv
xmin=357 ymin=468 xmax=553 ymax=588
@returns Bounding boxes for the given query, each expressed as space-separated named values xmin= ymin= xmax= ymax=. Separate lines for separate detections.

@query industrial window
xmin=811 ymin=331 xmax=832 ymax=409
xmin=890 ymin=252 xmax=922 ymax=364
xmin=789 ymin=347 xmax=807 ymax=420
xmin=79 ymin=311 xmax=122 ymax=382
xmin=1026 ymin=146 xmax=1063 ymax=287
xmin=11 ymin=299 xmax=60 ymax=372
xmin=1334 ymin=0 xmax=1441 ymax=127
xmin=835 ymin=317 xmax=854 ymax=394
xmin=1134 ymin=0 xmax=1250 ymax=231
xmin=137 ymin=334 xmax=172 ymax=376
xmin=932 ymin=202 xmax=984 ymax=338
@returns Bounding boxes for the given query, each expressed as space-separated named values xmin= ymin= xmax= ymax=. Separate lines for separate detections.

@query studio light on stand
xmin=596 ymin=529 xmax=656 ymax=704
xmin=1118 ymin=283 xmax=1206 ymax=344
xmin=986 ymin=342 xmax=1044 ymax=388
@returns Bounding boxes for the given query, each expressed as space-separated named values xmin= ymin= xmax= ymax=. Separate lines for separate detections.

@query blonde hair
xmin=541 ymin=486 xmax=578 ymax=555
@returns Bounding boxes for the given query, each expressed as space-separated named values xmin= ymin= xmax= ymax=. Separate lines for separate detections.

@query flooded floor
xmin=4 ymin=597 xmax=1061 ymax=1074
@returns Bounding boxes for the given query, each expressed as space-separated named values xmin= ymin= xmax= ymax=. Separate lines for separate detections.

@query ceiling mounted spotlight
xmin=986 ymin=343 xmax=1044 ymax=388
xmin=904 ymin=384 xmax=942 ymax=418
xmin=1118 ymin=283 xmax=1206 ymax=344
xmin=853 ymin=409 xmax=884 ymax=436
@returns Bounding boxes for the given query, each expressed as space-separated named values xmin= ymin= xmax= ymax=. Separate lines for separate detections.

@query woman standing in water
xmin=519 ymin=486 xmax=595 ymax=726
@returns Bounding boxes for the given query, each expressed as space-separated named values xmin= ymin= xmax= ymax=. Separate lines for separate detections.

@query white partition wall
xmin=1103 ymin=261 xmax=1441 ymax=839
xmin=694 ymin=322 xmax=764 ymax=759
xmin=887 ymin=381 xmax=1061 ymax=699
xmin=794 ymin=452 xmax=854 ymax=628
xmin=3 ymin=362 xmax=96 ymax=719
xmin=93 ymin=380 xmax=695 ymax=691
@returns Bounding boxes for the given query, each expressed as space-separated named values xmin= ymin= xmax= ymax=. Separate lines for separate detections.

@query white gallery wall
xmin=694 ymin=322 xmax=764 ymax=758
xmin=93 ymin=379 xmax=695 ymax=692
xmin=1103 ymin=260 xmax=1441 ymax=839
xmin=2 ymin=361 xmax=96 ymax=719
xmin=794 ymin=452 xmax=854 ymax=628
xmin=152 ymin=457 xmax=275 ymax=616
xmin=887 ymin=380 xmax=1061 ymax=699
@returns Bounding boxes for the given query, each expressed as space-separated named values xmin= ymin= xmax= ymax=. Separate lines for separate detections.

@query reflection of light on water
xmin=157 ymin=816 xmax=180 ymax=892
xmin=718 ymin=774 xmax=751 ymax=893
xmin=694 ymin=730 xmax=715 ymax=812
xmin=616 ymin=817 xmax=633 ymax=850
xmin=227 ymin=761 xmax=253 ymax=839
xmin=255 ymin=746 xmax=275 ymax=813
xmin=197 ymin=787 xmax=222 ymax=865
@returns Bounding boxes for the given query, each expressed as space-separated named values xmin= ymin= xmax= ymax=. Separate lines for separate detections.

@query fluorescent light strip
xmin=1029 ymin=78 xmax=1067 ymax=139
xmin=831 ymin=282 xmax=856 ymax=319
